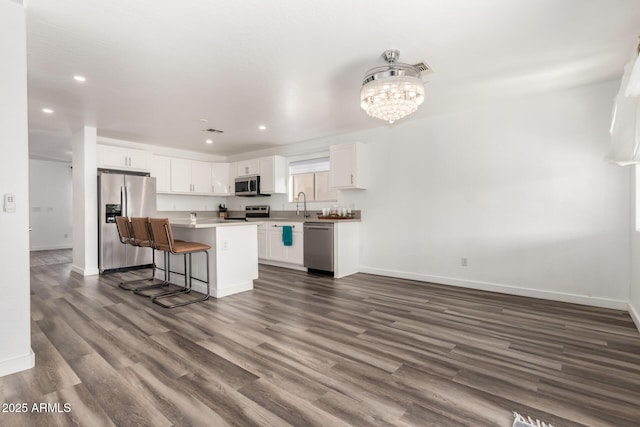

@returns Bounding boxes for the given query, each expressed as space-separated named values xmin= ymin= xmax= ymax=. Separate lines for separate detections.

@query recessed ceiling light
xmin=199 ymin=118 xmax=208 ymax=122
xmin=42 ymin=108 xmax=53 ymax=114
xmin=205 ymin=139 xmax=213 ymax=144
xmin=73 ymin=75 xmax=86 ymax=82
xmin=258 ymin=125 xmax=267 ymax=130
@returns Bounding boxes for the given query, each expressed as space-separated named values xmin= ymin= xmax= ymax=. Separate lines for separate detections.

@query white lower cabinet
xmin=258 ymin=219 xmax=360 ymax=277
xmin=257 ymin=223 xmax=268 ymax=259
xmin=259 ymin=221 xmax=304 ymax=267
xmin=267 ymin=228 xmax=289 ymax=261
xmin=287 ymin=228 xmax=304 ymax=265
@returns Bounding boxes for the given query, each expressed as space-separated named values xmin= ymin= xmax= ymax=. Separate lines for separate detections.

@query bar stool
xmin=115 ymin=216 xmax=142 ymax=290
xmin=113 ymin=216 xmax=161 ymax=291
xmin=115 ymin=215 xmax=132 ymax=246
xmin=128 ymin=217 xmax=171 ymax=295
xmin=148 ymin=218 xmax=210 ymax=308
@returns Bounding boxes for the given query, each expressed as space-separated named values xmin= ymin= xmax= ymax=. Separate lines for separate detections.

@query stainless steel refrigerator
xmin=98 ymin=172 xmax=157 ymax=273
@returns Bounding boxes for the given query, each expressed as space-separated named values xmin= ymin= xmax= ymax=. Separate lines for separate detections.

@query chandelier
xmin=360 ymin=50 xmax=425 ymax=124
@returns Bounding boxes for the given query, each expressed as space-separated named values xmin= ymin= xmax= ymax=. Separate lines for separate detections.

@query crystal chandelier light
xmin=360 ymin=50 xmax=425 ymax=124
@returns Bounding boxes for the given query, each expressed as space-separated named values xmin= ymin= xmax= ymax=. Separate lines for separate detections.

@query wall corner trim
xmin=629 ymin=302 xmax=640 ymax=334
xmin=70 ymin=265 xmax=99 ymax=276
xmin=0 ymin=349 xmax=34 ymax=377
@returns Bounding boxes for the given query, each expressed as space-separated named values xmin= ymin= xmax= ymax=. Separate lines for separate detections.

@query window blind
xmin=289 ymin=157 xmax=330 ymax=175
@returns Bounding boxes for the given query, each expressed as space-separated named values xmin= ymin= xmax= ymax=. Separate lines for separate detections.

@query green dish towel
xmin=282 ymin=225 xmax=293 ymax=246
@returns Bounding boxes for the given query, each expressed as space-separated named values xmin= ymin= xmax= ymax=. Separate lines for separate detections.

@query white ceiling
xmin=24 ymin=0 xmax=640 ymax=161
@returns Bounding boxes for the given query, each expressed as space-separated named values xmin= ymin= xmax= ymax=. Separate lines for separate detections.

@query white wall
xmin=357 ymin=80 xmax=629 ymax=308
xmin=71 ymin=126 xmax=99 ymax=276
xmin=29 ymin=159 xmax=73 ymax=250
xmin=0 ymin=0 xmax=33 ymax=376
xmin=235 ymin=80 xmax=631 ymax=309
xmin=629 ymin=168 xmax=640 ymax=329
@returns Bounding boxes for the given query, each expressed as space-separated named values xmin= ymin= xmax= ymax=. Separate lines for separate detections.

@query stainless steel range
xmin=246 ymin=205 xmax=270 ymax=218
xmin=224 ymin=205 xmax=270 ymax=221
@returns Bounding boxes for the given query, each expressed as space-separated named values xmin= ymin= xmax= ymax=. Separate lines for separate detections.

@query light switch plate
xmin=4 ymin=193 xmax=16 ymax=213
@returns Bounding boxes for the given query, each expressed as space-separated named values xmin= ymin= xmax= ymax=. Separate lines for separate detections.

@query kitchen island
xmin=154 ymin=219 xmax=259 ymax=298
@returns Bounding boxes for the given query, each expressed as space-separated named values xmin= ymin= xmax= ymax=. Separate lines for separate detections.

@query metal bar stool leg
xmin=152 ymin=250 xmax=210 ymax=309
xmin=124 ymin=218 xmax=169 ymax=293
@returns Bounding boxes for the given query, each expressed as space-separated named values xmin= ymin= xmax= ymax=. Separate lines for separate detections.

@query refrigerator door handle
xmin=124 ymin=186 xmax=129 ymax=216
xmin=121 ymin=186 xmax=126 ymax=217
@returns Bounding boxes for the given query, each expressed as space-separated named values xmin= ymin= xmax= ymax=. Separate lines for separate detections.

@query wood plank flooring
xmin=1 ymin=260 xmax=639 ymax=426
xmin=30 ymin=249 xmax=72 ymax=267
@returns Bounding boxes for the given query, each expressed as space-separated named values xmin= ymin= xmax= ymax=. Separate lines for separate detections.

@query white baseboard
xmin=30 ymin=244 xmax=72 ymax=251
xmin=359 ymin=266 xmax=629 ymax=310
xmin=156 ymin=270 xmax=254 ymax=299
xmin=185 ymin=281 xmax=254 ymax=298
xmin=70 ymin=265 xmax=100 ymax=276
xmin=629 ymin=302 xmax=640 ymax=333
xmin=0 ymin=349 xmax=34 ymax=377
xmin=211 ymin=281 xmax=253 ymax=298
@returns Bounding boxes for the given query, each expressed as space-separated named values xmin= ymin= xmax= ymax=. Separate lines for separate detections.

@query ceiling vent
xmin=203 ymin=128 xmax=224 ymax=134
xmin=411 ymin=61 xmax=433 ymax=75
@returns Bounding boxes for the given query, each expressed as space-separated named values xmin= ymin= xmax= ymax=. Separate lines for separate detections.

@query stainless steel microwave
xmin=234 ymin=175 xmax=261 ymax=196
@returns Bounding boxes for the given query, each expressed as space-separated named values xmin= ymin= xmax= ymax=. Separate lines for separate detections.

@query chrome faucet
xmin=296 ymin=191 xmax=310 ymax=218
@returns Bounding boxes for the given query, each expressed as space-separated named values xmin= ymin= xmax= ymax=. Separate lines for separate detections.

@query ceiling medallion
xmin=360 ymin=49 xmax=425 ymax=124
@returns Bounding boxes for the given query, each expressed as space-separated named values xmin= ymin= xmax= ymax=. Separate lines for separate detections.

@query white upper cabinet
xmin=233 ymin=156 xmax=286 ymax=194
xmin=329 ymin=142 xmax=368 ymax=190
xmin=151 ymin=155 xmax=171 ymax=193
xmin=211 ymin=163 xmax=231 ymax=195
xmin=191 ymin=160 xmax=213 ymax=194
xmin=153 ymin=156 xmax=231 ymax=196
xmin=259 ymin=155 xmax=287 ymax=194
xmin=97 ymin=145 xmax=150 ymax=172
xmin=170 ymin=158 xmax=192 ymax=193
xmin=228 ymin=162 xmax=237 ymax=195
xmin=170 ymin=159 xmax=212 ymax=194
xmin=236 ymin=159 xmax=260 ymax=177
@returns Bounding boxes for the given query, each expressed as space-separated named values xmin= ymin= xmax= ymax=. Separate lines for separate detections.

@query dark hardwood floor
xmin=1 ymin=259 xmax=640 ymax=426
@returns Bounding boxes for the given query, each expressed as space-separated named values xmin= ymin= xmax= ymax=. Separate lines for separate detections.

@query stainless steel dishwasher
xmin=303 ymin=222 xmax=334 ymax=273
